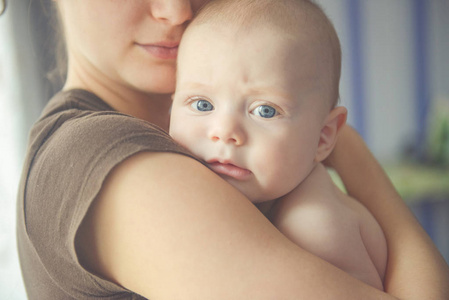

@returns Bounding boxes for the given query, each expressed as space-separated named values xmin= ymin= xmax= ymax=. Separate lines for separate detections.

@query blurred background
xmin=1 ymin=0 xmax=448 ymax=298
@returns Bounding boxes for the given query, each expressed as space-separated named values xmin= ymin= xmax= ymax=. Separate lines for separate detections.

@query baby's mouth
xmin=207 ymin=161 xmax=252 ymax=180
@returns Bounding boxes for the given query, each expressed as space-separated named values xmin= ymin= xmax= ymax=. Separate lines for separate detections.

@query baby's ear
xmin=315 ymin=106 xmax=347 ymax=163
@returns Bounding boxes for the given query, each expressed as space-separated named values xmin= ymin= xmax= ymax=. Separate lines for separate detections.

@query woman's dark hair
xmin=30 ymin=0 xmax=67 ymax=97
xmin=0 ymin=0 xmax=7 ymax=16
xmin=40 ymin=0 xmax=67 ymax=95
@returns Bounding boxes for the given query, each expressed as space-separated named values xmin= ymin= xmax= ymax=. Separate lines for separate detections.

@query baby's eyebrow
xmin=245 ymin=87 xmax=293 ymax=102
xmin=179 ymin=81 xmax=210 ymax=90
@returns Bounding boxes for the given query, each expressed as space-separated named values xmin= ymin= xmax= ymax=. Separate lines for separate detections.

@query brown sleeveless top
xmin=17 ymin=89 xmax=196 ymax=299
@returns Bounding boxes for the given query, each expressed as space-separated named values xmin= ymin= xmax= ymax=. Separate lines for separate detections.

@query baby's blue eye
xmin=254 ymin=105 xmax=277 ymax=118
xmin=192 ymin=99 xmax=214 ymax=112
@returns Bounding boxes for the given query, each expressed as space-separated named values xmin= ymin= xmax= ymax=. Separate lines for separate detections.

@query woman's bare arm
xmin=76 ymin=151 xmax=395 ymax=300
xmin=326 ymin=125 xmax=449 ymax=300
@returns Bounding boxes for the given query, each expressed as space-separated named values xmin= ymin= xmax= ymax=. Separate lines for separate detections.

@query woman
xmin=17 ymin=0 xmax=449 ymax=299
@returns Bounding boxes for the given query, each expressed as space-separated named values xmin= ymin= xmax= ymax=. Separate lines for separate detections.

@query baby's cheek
xmin=252 ymin=150 xmax=290 ymax=197
xmin=173 ymin=132 xmax=206 ymax=161
xmin=170 ymin=124 xmax=192 ymax=149
xmin=271 ymin=151 xmax=308 ymax=190
xmin=169 ymin=126 xmax=182 ymax=143
xmin=174 ymin=134 xmax=193 ymax=151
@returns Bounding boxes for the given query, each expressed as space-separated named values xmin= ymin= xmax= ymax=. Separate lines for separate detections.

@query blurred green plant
xmin=427 ymin=99 xmax=449 ymax=168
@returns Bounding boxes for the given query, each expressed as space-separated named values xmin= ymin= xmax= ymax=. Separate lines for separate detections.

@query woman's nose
xmin=209 ymin=116 xmax=246 ymax=146
xmin=151 ymin=0 xmax=194 ymax=26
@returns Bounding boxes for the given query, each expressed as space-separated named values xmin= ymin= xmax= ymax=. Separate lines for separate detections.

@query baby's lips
xmin=207 ymin=161 xmax=252 ymax=180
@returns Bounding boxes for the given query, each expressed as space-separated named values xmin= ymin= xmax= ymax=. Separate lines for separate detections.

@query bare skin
xmin=77 ymin=150 xmax=391 ymax=299
xmin=53 ymin=0 xmax=449 ymax=298
xmin=76 ymin=131 xmax=449 ymax=299
xmin=269 ymin=163 xmax=387 ymax=290
xmin=327 ymin=126 xmax=449 ymax=299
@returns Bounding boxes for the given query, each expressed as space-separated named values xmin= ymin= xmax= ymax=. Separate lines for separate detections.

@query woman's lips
xmin=208 ymin=162 xmax=252 ymax=180
xmin=138 ymin=42 xmax=179 ymax=60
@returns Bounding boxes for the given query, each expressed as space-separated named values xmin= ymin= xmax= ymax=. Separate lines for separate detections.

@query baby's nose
xmin=209 ymin=116 xmax=246 ymax=146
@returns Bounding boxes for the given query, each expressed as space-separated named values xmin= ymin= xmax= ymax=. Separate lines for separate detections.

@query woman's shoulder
xmin=30 ymin=88 xmax=194 ymax=161
xmin=18 ymin=89 xmax=198 ymax=299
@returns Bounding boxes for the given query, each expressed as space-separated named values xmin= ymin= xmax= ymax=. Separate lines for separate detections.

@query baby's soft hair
xmin=189 ymin=0 xmax=342 ymax=108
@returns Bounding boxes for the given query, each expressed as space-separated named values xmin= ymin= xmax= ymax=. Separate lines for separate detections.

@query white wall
xmin=0 ymin=1 xmax=43 ymax=299
xmin=317 ymin=0 xmax=449 ymax=163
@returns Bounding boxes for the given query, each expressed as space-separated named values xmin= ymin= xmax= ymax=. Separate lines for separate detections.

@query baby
xmin=169 ymin=0 xmax=387 ymax=290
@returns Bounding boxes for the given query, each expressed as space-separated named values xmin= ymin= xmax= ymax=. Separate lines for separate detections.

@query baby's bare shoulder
xmin=271 ymin=184 xmax=361 ymax=247
xmin=270 ymin=167 xmax=387 ymax=289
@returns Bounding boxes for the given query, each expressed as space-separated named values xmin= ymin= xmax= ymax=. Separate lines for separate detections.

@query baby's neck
xmin=263 ymin=163 xmax=339 ymax=221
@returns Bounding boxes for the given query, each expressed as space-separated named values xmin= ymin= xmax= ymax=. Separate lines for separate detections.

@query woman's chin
xmin=131 ymin=77 xmax=176 ymax=95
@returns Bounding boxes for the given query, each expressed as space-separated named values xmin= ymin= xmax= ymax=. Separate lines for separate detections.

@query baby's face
xmin=170 ymin=24 xmax=332 ymax=203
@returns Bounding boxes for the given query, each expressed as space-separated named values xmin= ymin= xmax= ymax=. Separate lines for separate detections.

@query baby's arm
xmin=270 ymin=163 xmax=386 ymax=290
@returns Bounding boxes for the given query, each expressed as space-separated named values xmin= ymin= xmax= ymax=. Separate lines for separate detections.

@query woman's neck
xmin=64 ymin=63 xmax=173 ymax=131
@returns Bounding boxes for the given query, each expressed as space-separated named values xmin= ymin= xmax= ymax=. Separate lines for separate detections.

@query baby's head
xmin=186 ymin=0 xmax=342 ymax=107
xmin=170 ymin=0 xmax=347 ymax=203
